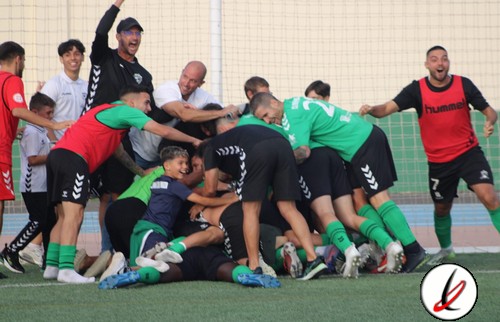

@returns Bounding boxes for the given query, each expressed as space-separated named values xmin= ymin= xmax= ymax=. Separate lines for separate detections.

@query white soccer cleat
xmin=281 ymin=242 xmax=303 ymax=278
xmin=135 ymin=256 xmax=170 ymax=273
xmin=384 ymin=242 xmax=404 ymax=273
xmin=258 ymin=252 xmax=277 ymax=278
xmin=154 ymin=248 xmax=183 ymax=264
xmin=343 ymin=243 xmax=361 ymax=278
xmin=141 ymin=242 xmax=167 ymax=259
xmin=100 ymin=252 xmax=128 ymax=282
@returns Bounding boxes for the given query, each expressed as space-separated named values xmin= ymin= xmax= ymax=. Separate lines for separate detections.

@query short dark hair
xmin=244 ymin=76 xmax=269 ymax=100
xmin=305 ymin=80 xmax=330 ymax=98
xmin=426 ymin=45 xmax=447 ymax=57
xmin=194 ymin=139 xmax=211 ymax=160
xmin=57 ymin=39 xmax=86 ymax=57
xmin=248 ymin=92 xmax=277 ymax=115
xmin=119 ymin=84 xmax=150 ymax=98
xmin=160 ymin=146 xmax=189 ymax=163
xmin=0 ymin=41 xmax=25 ymax=62
xmin=29 ymin=92 xmax=55 ymax=111
xmin=200 ymin=103 xmax=224 ymax=137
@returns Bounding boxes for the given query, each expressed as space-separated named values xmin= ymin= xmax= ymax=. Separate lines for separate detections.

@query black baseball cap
xmin=116 ymin=17 xmax=144 ymax=33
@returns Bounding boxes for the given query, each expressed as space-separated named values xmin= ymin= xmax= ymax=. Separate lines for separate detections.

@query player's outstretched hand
xmin=359 ymin=104 xmax=372 ymax=116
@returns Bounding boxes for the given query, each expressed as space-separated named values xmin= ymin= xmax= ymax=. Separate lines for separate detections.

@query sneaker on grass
xmin=403 ymin=246 xmax=430 ymax=273
xmin=237 ymin=273 xmax=281 ymax=288
xmin=384 ymin=242 xmax=404 ymax=273
xmin=427 ymin=247 xmax=456 ymax=266
xmin=298 ymin=256 xmax=327 ymax=281
xmin=100 ymin=252 xmax=128 ymax=281
xmin=343 ymin=243 xmax=361 ymax=278
xmin=2 ymin=247 xmax=25 ymax=274
xmin=99 ymin=271 xmax=141 ymax=289
xmin=19 ymin=244 xmax=44 ymax=268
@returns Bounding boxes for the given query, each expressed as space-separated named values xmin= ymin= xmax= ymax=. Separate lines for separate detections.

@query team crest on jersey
xmin=13 ymin=93 xmax=24 ymax=103
xmin=133 ymin=73 xmax=143 ymax=84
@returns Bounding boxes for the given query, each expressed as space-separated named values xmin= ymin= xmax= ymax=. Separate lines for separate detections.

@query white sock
xmin=43 ymin=266 xmax=59 ymax=279
xmin=57 ymin=269 xmax=95 ymax=284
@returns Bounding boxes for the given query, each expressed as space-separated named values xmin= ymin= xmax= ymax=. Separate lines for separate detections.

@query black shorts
xmin=240 ymin=138 xmax=301 ymax=202
xmin=219 ymin=200 xmax=285 ymax=261
xmin=347 ymin=125 xmax=398 ymax=198
xmin=94 ymin=134 xmax=136 ymax=196
xmin=173 ymin=218 xmax=211 ymax=238
xmin=428 ymin=146 xmax=494 ymax=203
xmin=178 ymin=246 xmax=234 ymax=281
xmin=298 ymin=147 xmax=352 ymax=201
xmin=105 ymin=197 xmax=147 ymax=257
xmin=47 ymin=149 xmax=90 ymax=206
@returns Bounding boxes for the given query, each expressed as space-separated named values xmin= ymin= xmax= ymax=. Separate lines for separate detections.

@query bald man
xmin=129 ymin=61 xmax=240 ymax=169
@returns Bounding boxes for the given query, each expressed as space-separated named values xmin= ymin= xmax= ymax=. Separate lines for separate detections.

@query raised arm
xmin=359 ymin=100 xmax=399 ymax=118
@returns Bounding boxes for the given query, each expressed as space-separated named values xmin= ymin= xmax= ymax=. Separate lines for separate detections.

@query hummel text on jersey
xmin=424 ymin=98 xmax=466 ymax=114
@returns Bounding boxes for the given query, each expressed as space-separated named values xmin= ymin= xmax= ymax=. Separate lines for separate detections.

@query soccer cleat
xmin=237 ymin=273 xmax=281 ymax=288
xmin=98 ymin=271 xmax=141 ymax=289
xmin=403 ymin=246 xmax=430 ymax=273
xmin=135 ymin=256 xmax=170 ymax=273
xmin=427 ymin=248 xmax=456 ymax=266
xmin=258 ymin=252 xmax=277 ymax=277
xmin=84 ymin=250 xmax=112 ymax=277
xmin=19 ymin=244 xmax=44 ymax=268
xmin=281 ymin=242 xmax=303 ymax=278
xmin=384 ymin=242 xmax=404 ymax=273
xmin=74 ymin=248 xmax=88 ymax=273
xmin=100 ymin=252 xmax=128 ymax=282
xmin=322 ymin=244 xmax=341 ymax=274
xmin=342 ymin=243 xmax=361 ymax=278
xmin=2 ymin=247 xmax=25 ymax=274
xmin=141 ymin=242 xmax=167 ymax=259
xmin=368 ymin=240 xmax=385 ymax=266
xmin=154 ymin=248 xmax=183 ymax=264
xmin=298 ymin=256 xmax=328 ymax=281
xmin=357 ymin=243 xmax=372 ymax=269
xmin=252 ymin=266 xmax=263 ymax=274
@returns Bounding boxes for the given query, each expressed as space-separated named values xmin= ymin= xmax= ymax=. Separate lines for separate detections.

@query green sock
xmin=488 ymin=207 xmax=500 ymax=234
xmin=377 ymin=200 xmax=416 ymax=246
xmin=320 ymin=233 xmax=330 ymax=246
xmin=434 ymin=212 xmax=452 ymax=249
xmin=359 ymin=220 xmax=392 ymax=250
xmin=358 ymin=204 xmax=385 ymax=228
xmin=46 ymin=242 xmax=60 ymax=268
xmin=274 ymin=247 xmax=284 ymax=271
xmin=138 ymin=267 xmax=161 ymax=284
xmin=59 ymin=245 xmax=76 ymax=270
xmin=170 ymin=236 xmax=186 ymax=244
xmin=168 ymin=242 xmax=187 ymax=254
xmin=326 ymin=221 xmax=352 ymax=253
xmin=296 ymin=248 xmax=307 ymax=263
xmin=232 ymin=265 xmax=253 ymax=283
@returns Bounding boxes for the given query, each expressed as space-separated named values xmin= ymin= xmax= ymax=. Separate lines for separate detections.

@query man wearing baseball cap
xmin=81 ymin=0 xmax=169 ymax=263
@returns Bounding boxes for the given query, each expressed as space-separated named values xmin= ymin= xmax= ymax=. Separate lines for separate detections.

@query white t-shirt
xmin=41 ymin=71 xmax=87 ymax=139
xmin=130 ymin=80 xmax=220 ymax=162
xmin=19 ymin=124 xmax=51 ymax=193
